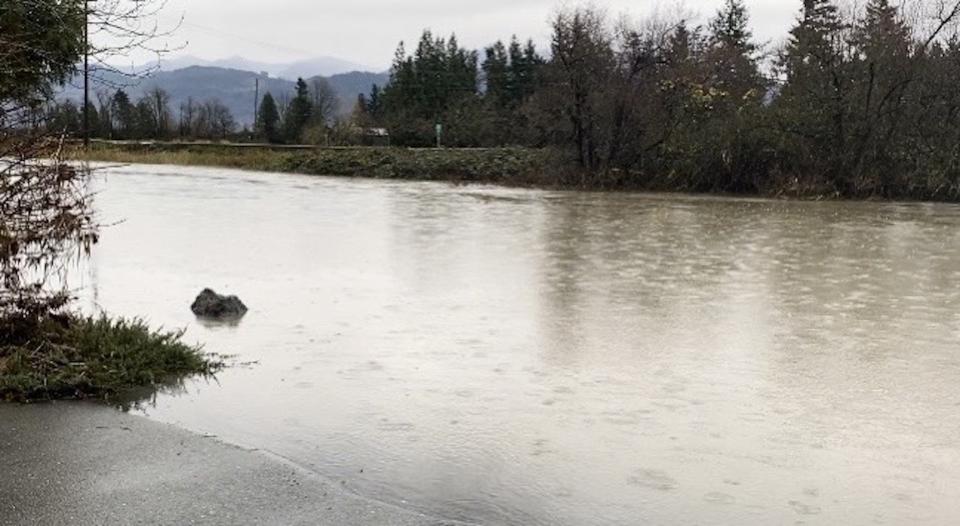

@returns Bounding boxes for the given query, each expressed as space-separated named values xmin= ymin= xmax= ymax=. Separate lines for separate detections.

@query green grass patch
xmin=0 ymin=314 xmax=223 ymax=404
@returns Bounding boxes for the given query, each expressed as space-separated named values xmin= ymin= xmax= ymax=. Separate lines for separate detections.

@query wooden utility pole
xmin=83 ymin=0 xmax=93 ymax=148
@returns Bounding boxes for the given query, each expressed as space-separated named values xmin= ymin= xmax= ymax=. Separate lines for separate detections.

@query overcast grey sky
xmin=150 ymin=0 xmax=802 ymax=69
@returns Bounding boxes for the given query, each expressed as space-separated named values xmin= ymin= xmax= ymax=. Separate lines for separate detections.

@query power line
xmin=179 ymin=20 xmax=321 ymax=59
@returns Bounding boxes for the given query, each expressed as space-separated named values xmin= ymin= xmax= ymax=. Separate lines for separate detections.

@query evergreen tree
xmin=781 ymin=0 xmax=845 ymax=82
xmin=494 ymin=37 xmax=544 ymax=106
xmin=507 ymin=38 xmax=528 ymax=102
xmin=86 ymin=102 xmax=100 ymax=138
xmin=855 ymin=0 xmax=911 ymax=61
xmin=283 ymin=78 xmax=313 ymax=143
xmin=666 ymin=21 xmax=696 ymax=67
xmin=516 ymin=39 xmax=545 ymax=99
xmin=111 ymin=89 xmax=136 ymax=139
xmin=0 ymin=0 xmax=84 ymax=103
xmin=380 ymin=31 xmax=481 ymax=145
xmin=483 ymin=41 xmax=510 ymax=106
xmin=367 ymin=84 xmax=383 ymax=118
xmin=478 ymin=37 xmax=545 ymax=145
xmin=778 ymin=0 xmax=848 ymax=113
xmin=256 ymin=92 xmax=281 ymax=143
xmin=776 ymin=0 xmax=851 ymax=189
xmin=445 ymin=34 xmax=479 ymax=99
xmin=707 ymin=0 xmax=763 ymax=99
xmin=842 ymin=0 xmax=916 ymax=192
xmin=710 ymin=0 xmax=755 ymax=52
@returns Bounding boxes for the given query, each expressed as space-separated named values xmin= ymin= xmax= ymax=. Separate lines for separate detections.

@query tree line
xmin=255 ymin=77 xmax=339 ymax=144
xmin=45 ymin=75 xmax=340 ymax=143
xmin=355 ymin=0 xmax=960 ymax=199
xmin=44 ymin=88 xmax=237 ymax=141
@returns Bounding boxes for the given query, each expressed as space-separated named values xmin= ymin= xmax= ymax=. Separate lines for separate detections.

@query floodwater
xmin=79 ymin=163 xmax=960 ymax=525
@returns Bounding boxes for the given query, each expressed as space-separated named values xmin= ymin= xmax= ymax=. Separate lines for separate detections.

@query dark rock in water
xmin=191 ymin=289 xmax=248 ymax=320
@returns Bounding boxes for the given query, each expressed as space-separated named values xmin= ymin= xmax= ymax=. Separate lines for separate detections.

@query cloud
xmin=144 ymin=0 xmax=799 ymax=69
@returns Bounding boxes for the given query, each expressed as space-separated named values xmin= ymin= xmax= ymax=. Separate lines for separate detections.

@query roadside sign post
xmin=436 ymin=123 xmax=443 ymax=149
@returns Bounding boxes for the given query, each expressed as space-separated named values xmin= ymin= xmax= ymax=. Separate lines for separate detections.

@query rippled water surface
xmin=81 ymin=163 xmax=960 ymax=525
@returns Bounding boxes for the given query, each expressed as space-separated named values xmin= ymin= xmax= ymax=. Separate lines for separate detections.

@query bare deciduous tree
xmin=1 ymin=0 xmax=177 ymax=319
xmin=310 ymin=78 xmax=340 ymax=126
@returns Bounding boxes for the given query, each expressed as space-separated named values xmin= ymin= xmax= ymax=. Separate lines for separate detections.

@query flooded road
xmin=80 ymin=163 xmax=960 ymax=525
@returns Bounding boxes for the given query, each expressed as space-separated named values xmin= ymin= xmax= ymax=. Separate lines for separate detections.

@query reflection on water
xmin=79 ymin=164 xmax=960 ymax=525
xmin=110 ymin=377 xmax=195 ymax=413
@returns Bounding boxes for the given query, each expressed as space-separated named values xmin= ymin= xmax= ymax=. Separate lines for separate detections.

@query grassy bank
xmin=82 ymin=142 xmax=559 ymax=187
xmin=0 ymin=314 xmax=222 ymax=404
xmin=83 ymin=142 xmax=943 ymax=200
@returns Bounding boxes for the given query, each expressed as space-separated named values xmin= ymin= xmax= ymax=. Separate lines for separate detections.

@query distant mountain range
xmin=59 ymin=62 xmax=389 ymax=127
xmin=146 ymin=55 xmax=380 ymax=80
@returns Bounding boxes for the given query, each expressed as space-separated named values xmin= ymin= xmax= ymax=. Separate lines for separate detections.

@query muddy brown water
xmin=79 ymin=163 xmax=960 ymax=525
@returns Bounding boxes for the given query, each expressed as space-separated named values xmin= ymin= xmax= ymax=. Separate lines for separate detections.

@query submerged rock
xmin=190 ymin=289 xmax=248 ymax=320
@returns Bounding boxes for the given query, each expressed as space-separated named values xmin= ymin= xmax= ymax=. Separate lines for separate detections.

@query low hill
xmin=152 ymin=55 xmax=377 ymax=79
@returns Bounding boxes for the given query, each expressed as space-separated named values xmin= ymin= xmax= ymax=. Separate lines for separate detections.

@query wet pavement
xmin=0 ymin=402 xmax=457 ymax=526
